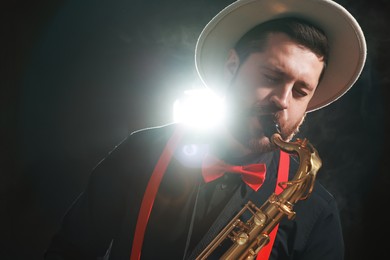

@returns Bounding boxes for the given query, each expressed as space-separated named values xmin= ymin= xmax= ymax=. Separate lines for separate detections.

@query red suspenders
xmin=130 ymin=127 xmax=184 ymax=260
xmin=256 ymin=150 xmax=289 ymax=260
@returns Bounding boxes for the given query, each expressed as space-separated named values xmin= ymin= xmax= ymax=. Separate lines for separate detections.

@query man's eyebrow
xmin=259 ymin=65 xmax=287 ymax=76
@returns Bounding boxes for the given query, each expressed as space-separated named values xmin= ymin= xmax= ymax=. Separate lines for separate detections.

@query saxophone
xmin=196 ymin=133 xmax=322 ymax=260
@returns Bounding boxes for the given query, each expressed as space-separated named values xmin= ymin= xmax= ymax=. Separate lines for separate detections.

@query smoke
xmin=4 ymin=0 xmax=388 ymax=259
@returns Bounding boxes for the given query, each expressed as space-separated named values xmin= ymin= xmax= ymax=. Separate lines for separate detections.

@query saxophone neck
xmin=271 ymin=133 xmax=322 ymax=168
xmin=272 ymin=133 xmax=322 ymax=200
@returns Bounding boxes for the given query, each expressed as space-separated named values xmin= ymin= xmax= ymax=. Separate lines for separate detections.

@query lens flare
xmin=173 ymin=89 xmax=226 ymax=131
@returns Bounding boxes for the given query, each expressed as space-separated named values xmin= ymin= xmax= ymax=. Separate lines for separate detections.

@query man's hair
xmin=234 ymin=17 xmax=329 ymax=73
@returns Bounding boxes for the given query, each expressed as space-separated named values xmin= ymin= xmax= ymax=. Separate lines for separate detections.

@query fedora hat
xmin=195 ymin=0 xmax=367 ymax=112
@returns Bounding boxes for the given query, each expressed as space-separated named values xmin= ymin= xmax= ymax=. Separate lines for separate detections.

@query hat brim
xmin=195 ymin=0 xmax=367 ymax=112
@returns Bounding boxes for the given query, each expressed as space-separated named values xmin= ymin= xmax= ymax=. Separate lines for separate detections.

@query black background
xmin=2 ymin=0 xmax=389 ymax=259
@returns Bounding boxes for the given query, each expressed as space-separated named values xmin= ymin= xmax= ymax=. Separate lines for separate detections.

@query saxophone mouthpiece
xmin=259 ymin=114 xmax=280 ymax=139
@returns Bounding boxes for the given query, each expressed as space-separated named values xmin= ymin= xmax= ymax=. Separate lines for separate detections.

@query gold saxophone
xmin=196 ymin=133 xmax=322 ymax=260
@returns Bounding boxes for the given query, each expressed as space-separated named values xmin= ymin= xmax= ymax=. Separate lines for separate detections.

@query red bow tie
xmin=202 ymin=155 xmax=266 ymax=192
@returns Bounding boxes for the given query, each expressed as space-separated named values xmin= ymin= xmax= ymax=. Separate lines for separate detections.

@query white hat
xmin=195 ymin=0 xmax=367 ymax=112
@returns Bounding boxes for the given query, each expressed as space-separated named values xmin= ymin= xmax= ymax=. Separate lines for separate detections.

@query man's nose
xmin=269 ymin=85 xmax=291 ymax=110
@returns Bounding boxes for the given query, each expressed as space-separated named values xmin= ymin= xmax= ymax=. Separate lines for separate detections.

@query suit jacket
xmin=44 ymin=123 xmax=344 ymax=260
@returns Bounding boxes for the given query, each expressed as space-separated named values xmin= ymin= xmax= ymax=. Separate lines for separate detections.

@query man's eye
xmin=264 ymin=75 xmax=280 ymax=84
xmin=293 ymin=88 xmax=308 ymax=97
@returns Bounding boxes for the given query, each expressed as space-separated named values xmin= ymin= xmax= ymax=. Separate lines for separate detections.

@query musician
xmin=44 ymin=0 xmax=366 ymax=259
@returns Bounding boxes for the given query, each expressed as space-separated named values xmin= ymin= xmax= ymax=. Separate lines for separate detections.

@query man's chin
xmin=248 ymin=135 xmax=277 ymax=154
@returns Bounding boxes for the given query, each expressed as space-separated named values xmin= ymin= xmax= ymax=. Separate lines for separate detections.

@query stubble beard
xmin=247 ymin=113 xmax=306 ymax=154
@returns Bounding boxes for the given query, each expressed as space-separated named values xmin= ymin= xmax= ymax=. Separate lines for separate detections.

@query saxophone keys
xmin=254 ymin=211 xmax=267 ymax=226
xmin=235 ymin=232 xmax=250 ymax=245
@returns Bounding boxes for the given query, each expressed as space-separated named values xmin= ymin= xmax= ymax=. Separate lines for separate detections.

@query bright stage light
xmin=173 ymin=88 xmax=226 ymax=130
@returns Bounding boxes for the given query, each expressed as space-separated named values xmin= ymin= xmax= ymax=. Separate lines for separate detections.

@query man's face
xmin=224 ymin=32 xmax=324 ymax=153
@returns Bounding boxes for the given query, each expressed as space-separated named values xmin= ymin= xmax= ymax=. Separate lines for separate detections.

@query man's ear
xmin=224 ymin=49 xmax=240 ymax=81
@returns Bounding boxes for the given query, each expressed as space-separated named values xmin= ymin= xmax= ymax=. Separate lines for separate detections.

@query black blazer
xmin=44 ymin=123 xmax=344 ymax=260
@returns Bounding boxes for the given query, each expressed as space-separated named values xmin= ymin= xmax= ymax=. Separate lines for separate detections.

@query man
xmin=44 ymin=0 xmax=366 ymax=259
